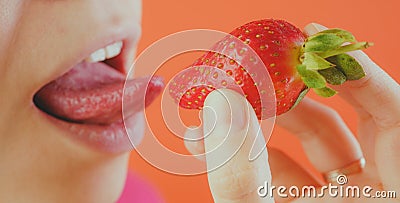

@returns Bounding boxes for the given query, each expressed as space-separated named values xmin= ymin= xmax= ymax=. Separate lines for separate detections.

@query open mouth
xmin=32 ymin=40 xmax=164 ymax=152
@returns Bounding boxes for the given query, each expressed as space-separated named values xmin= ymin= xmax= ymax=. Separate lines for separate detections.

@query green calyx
xmin=297 ymin=28 xmax=372 ymax=97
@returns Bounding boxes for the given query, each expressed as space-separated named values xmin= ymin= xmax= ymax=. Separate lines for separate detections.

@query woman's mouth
xmin=33 ymin=40 xmax=164 ymax=154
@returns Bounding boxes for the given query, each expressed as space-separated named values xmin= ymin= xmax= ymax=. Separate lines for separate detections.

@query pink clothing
xmin=117 ymin=172 xmax=164 ymax=203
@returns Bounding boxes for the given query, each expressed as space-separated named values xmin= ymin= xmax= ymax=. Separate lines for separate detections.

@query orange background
xmin=130 ymin=0 xmax=400 ymax=202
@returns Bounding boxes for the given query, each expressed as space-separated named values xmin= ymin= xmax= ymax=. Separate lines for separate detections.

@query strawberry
xmin=169 ymin=19 xmax=371 ymax=119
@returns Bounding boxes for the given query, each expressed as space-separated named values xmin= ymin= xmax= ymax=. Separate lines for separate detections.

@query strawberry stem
xmin=297 ymin=28 xmax=372 ymax=98
xmin=318 ymin=42 xmax=373 ymax=58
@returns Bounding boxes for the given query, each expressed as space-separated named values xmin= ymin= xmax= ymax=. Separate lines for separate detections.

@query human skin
xmin=186 ymin=24 xmax=400 ymax=203
xmin=1 ymin=1 xmax=398 ymax=202
xmin=0 ymin=1 xmax=143 ymax=202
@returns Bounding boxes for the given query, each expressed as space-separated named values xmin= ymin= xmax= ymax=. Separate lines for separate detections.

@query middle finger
xmin=276 ymin=98 xmax=363 ymax=176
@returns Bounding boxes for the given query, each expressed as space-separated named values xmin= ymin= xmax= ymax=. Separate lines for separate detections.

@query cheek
xmin=0 ymin=0 xmax=26 ymax=118
xmin=133 ymin=0 xmax=142 ymax=22
xmin=0 ymin=0 xmax=24 ymax=62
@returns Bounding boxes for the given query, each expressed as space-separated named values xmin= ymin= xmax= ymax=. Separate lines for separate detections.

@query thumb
xmin=304 ymin=22 xmax=328 ymax=35
xmin=203 ymin=89 xmax=273 ymax=203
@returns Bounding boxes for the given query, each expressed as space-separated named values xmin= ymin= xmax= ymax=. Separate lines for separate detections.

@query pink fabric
xmin=117 ymin=172 xmax=164 ymax=203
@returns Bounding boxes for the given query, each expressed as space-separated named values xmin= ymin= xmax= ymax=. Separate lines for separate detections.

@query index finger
xmin=203 ymin=89 xmax=273 ymax=203
xmin=305 ymin=23 xmax=400 ymax=130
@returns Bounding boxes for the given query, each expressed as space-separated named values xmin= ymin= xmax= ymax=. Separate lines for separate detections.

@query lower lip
xmin=34 ymin=104 xmax=144 ymax=154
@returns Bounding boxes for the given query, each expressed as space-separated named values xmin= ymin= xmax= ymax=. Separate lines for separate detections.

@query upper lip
xmin=31 ymin=18 xmax=143 ymax=123
xmin=79 ymin=23 xmax=141 ymax=74
xmin=34 ymin=19 xmax=141 ymax=96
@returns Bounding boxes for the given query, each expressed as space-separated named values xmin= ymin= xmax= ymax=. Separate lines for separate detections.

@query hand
xmin=184 ymin=23 xmax=400 ymax=203
xmin=185 ymin=88 xmax=274 ymax=203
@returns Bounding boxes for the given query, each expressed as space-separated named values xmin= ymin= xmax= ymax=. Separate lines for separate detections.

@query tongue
xmin=34 ymin=62 xmax=163 ymax=125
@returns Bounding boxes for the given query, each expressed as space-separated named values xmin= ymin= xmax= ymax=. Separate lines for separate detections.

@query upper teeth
xmin=85 ymin=41 xmax=123 ymax=63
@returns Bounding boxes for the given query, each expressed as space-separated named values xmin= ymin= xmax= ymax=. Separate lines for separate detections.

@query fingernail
xmin=304 ymin=23 xmax=328 ymax=35
xmin=185 ymin=126 xmax=203 ymax=141
xmin=203 ymin=90 xmax=247 ymax=135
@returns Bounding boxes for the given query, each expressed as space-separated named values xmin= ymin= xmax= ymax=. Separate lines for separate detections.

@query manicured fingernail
xmin=203 ymin=90 xmax=247 ymax=135
xmin=304 ymin=23 xmax=328 ymax=35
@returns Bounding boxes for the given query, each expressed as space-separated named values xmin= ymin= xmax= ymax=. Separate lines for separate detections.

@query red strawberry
xmin=169 ymin=19 xmax=371 ymax=119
